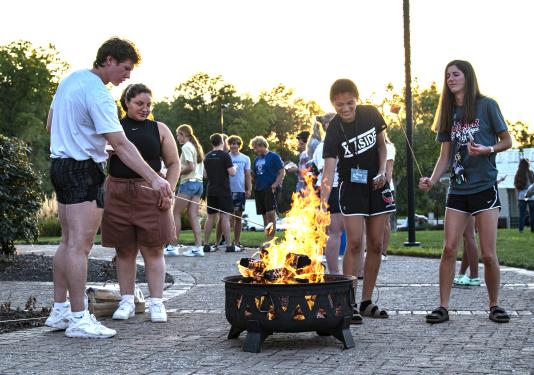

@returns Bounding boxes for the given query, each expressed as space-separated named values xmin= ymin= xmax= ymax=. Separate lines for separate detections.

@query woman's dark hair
xmin=433 ymin=60 xmax=483 ymax=133
xmin=120 ymin=83 xmax=152 ymax=112
xmin=514 ymin=158 xmax=534 ymax=190
xmin=296 ymin=131 xmax=310 ymax=143
xmin=329 ymin=79 xmax=359 ymax=102
xmin=93 ymin=37 xmax=141 ymax=69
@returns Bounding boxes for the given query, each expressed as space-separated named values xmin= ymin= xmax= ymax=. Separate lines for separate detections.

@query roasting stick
xmin=140 ymin=185 xmax=274 ymax=236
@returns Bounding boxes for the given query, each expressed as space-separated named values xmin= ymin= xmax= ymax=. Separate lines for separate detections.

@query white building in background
xmin=496 ymin=147 xmax=534 ymax=228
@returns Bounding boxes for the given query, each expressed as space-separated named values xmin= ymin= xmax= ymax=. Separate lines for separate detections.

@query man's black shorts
xmin=255 ymin=188 xmax=277 ymax=215
xmin=206 ymin=195 xmax=233 ymax=215
xmin=50 ymin=158 xmax=105 ymax=208
xmin=446 ymin=185 xmax=501 ymax=215
xmin=339 ymin=181 xmax=396 ymax=216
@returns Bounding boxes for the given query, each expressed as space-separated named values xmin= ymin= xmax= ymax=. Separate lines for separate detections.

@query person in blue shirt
xmin=250 ymin=136 xmax=285 ymax=241
xmin=419 ymin=60 xmax=513 ymax=324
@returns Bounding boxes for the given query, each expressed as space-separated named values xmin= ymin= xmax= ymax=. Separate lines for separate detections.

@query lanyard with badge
xmin=339 ymin=114 xmax=368 ymax=184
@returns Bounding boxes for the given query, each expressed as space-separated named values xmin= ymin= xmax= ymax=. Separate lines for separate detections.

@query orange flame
xmin=238 ymin=173 xmax=330 ymax=283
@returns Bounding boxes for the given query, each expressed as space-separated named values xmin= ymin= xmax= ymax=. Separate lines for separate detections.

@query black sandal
xmin=489 ymin=306 xmax=510 ymax=323
xmin=351 ymin=304 xmax=363 ymax=325
xmin=426 ymin=306 xmax=449 ymax=324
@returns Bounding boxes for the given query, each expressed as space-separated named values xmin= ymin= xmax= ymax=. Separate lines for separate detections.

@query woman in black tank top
xmin=101 ymin=84 xmax=180 ymax=323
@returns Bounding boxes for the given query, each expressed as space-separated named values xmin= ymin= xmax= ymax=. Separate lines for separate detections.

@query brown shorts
xmin=101 ymin=177 xmax=176 ymax=248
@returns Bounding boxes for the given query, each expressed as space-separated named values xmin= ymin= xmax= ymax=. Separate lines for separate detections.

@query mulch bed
xmin=0 ymin=253 xmax=174 ymax=334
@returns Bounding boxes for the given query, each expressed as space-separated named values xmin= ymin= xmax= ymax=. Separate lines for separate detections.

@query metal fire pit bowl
xmin=223 ymin=274 xmax=356 ymax=353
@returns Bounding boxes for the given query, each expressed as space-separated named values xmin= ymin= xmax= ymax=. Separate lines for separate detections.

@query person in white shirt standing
xmin=382 ymin=132 xmax=396 ymax=260
xmin=45 ymin=37 xmax=172 ymax=338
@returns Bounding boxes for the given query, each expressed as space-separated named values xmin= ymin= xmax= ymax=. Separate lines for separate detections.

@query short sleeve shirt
xmin=203 ymin=150 xmax=233 ymax=196
xmin=436 ymin=97 xmax=508 ymax=194
xmin=50 ymin=70 xmax=123 ymax=163
xmin=323 ymin=105 xmax=387 ymax=184
xmin=386 ymin=142 xmax=396 ymax=191
xmin=253 ymin=151 xmax=284 ymax=191
xmin=179 ymin=141 xmax=204 ymax=183
xmin=229 ymin=152 xmax=251 ymax=193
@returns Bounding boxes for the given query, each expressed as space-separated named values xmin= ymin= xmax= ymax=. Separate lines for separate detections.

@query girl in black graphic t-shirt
xmin=321 ymin=79 xmax=395 ymax=323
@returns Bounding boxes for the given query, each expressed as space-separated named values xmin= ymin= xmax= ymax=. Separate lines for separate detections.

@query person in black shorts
xmin=419 ymin=60 xmax=512 ymax=324
xmin=321 ymin=79 xmax=395 ymax=323
xmin=202 ymin=133 xmax=237 ymax=253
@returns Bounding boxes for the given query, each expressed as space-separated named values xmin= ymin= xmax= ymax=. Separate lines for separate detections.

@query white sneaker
xmin=164 ymin=244 xmax=180 ymax=256
xmin=65 ymin=312 xmax=116 ymax=338
xmin=45 ymin=303 xmax=72 ymax=330
xmin=150 ymin=302 xmax=167 ymax=323
xmin=112 ymin=300 xmax=135 ymax=320
xmin=382 ymin=255 xmax=388 ymax=261
xmin=183 ymin=247 xmax=205 ymax=257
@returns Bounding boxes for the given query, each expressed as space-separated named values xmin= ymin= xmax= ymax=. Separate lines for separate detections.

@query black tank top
xmin=108 ymin=117 xmax=162 ymax=178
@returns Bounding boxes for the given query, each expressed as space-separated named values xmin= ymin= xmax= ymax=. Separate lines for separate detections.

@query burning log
xmin=239 ymin=258 xmax=266 ymax=273
xmin=285 ymin=253 xmax=312 ymax=269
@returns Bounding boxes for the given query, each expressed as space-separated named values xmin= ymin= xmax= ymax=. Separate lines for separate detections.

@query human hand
xmin=151 ymin=176 xmax=173 ymax=198
xmin=418 ymin=177 xmax=433 ymax=192
xmin=158 ymin=196 xmax=173 ymax=211
xmin=467 ymin=142 xmax=492 ymax=157
xmin=372 ymin=173 xmax=386 ymax=190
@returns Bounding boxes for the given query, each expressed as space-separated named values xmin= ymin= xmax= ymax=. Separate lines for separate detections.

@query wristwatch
xmin=489 ymin=146 xmax=495 ymax=154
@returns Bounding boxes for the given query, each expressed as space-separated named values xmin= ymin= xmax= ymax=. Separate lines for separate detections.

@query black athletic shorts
xmin=446 ymin=185 xmax=501 ymax=215
xmin=255 ymin=188 xmax=277 ymax=215
xmin=206 ymin=195 xmax=233 ymax=215
xmin=328 ymin=186 xmax=341 ymax=214
xmin=338 ymin=181 xmax=396 ymax=216
xmin=50 ymin=158 xmax=105 ymax=208
xmin=232 ymin=192 xmax=246 ymax=212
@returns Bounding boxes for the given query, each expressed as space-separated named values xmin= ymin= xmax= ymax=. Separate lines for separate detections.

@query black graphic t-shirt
xmin=436 ymin=97 xmax=507 ymax=194
xmin=323 ymin=105 xmax=387 ymax=183
xmin=204 ymin=150 xmax=233 ymax=196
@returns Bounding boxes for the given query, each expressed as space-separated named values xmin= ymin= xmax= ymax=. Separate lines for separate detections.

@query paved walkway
xmin=0 ymin=244 xmax=533 ymax=374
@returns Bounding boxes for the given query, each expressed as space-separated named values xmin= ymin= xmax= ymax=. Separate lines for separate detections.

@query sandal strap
xmin=430 ymin=306 xmax=448 ymax=317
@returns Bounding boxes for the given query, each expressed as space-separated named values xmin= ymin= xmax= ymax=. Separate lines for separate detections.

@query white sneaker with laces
xmin=45 ymin=304 xmax=72 ymax=330
xmin=164 ymin=244 xmax=180 ymax=256
xmin=183 ymin=247 xmax=205 ymax=257
xmin=112 ymin=300 xmax=135 ymax=320
xmin=65 ymin=312 xmax=116 ymax=338
xmin=150 ymin=302 xmax=167 ymax=322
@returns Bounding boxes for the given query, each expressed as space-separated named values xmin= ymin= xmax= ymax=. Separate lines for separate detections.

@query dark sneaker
xmin=203 ymin=244 xmax=212 ymax=253
xmin=226 ymin=245 xmax=241 ymax=252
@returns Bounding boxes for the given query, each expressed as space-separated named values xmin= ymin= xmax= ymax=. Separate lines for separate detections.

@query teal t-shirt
xmin=436 ymin=97 xmax=507 ymax=195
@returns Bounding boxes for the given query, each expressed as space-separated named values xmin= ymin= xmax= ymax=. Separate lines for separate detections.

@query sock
xmin=121 ymin=294 xmax=135 ymax=305
xmin=54 ymin=301 xmax=70 ymax=310
xmin=360 ymin=300 xmax=372 ymax=312
xmin=72 ymin=310 xmax=85 ymax=319
xmin=151 ymin=298 xmax=163 ymax=306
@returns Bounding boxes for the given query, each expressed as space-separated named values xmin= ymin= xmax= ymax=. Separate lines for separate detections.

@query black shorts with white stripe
xmin=446 ymin=185 xmax=501 ymax=215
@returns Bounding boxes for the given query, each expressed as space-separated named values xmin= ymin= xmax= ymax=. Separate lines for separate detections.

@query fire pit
xmin=224 ymin=274 xmax=356 ymax=353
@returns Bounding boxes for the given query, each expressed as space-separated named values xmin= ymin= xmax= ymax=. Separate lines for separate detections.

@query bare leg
xmin=215 ymin=216 xmax=223 ymax=244
xmin=115 ymin=245 xmax=138 ymax=295
xmin=358 ymin=226 xmax=366 ymax=278
xmin=139 ymin=245 xmax=165 ymax=298
xmin=361 ymin=214 xmax=387 ymax=301
xmin=263 ymin=210 xmax=277 ymax=241
xmin=204 ymin=213 xmax=217 ymax=245
xmin=187 ymin=196 xmax=202 ymax=246
xmin=54 ymin=201 xmax=102 ymax=312
xmin=342 ymin=215 xmax=365 ymax=288
xmin=53 ymin=203 xmax=69 ymax=302
xmin=172 ymin=194 xmax=189 ymax=245
xmin=382 ymin=214 xmax=391 ymax=256
xmin=233 ymin=210 xmax=243 ymax=244
xmin=439 ymin=209 xmax=470 ymax=309
xmin=325 ymin=213 xmax=343 ymax=274
xmin=220 ymin=213 xmax=232 ymax=248
xmin=475 ymin=208 xmax=500 ymax=307
xmin=463 ymin=217 xmax=479 ymax=278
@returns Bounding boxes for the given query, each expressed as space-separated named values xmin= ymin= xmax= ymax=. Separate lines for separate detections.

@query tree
xmin=0 ymin=135 xmax=44 ymax=256
xmin=0 ymin=41 xmax=69 ymax=193
xmin=508 ymin=120 xmax=534 ymax=149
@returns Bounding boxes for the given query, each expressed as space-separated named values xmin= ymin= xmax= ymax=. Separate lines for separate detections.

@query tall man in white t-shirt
xmin=45 ymin=38 xmax=173 ymax=339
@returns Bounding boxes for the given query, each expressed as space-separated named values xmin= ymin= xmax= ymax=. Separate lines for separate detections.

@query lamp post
xmin=403 ymin=0 xmax=420 ymax=247
xmin=220 ymin=103 xmax=229 ymax=134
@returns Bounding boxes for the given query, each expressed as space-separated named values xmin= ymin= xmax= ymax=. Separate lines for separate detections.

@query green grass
xmin=22 ymin=229 xmax=533 ymax=270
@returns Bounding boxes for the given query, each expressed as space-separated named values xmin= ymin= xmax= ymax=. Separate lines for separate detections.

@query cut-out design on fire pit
xmin=224 ymin=274 xmax=356 ymax=353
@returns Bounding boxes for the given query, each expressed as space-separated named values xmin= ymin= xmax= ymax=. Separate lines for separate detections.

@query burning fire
xmin=238 ymin=173 xmax=330 ymax=284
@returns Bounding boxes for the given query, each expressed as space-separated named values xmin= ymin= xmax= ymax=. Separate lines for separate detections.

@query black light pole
xmin=403 ymin=0 xmax=420 ymax=247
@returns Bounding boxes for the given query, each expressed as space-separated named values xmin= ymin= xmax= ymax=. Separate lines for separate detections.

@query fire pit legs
xmin=331 ymin=316 xmax=355 ymax=349
xmin=243 ymin=320 xmax=271 ymax=353
xmin=227 ymin=325 xmax=244 ymax=339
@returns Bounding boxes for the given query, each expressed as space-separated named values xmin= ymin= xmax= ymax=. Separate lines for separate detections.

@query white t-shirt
xmin=313 ymin=141 xmax=339 ymax=188
xmin=50 ymin=69 xmax=123 ymax=163
xmin=179 ymin=141 xmax=204 ymax=183
xmin=386 ymin=142 xmax=396 ymax=191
